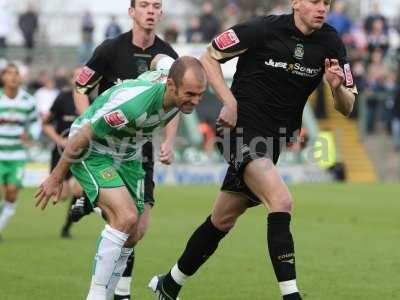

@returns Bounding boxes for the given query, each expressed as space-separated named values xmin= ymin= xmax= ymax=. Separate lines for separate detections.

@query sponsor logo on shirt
xmin=343 ymin=63 xmax=354 ymax=87
xmin=214 ymin=29 xmax=240 ymax=50
xmin=104 ymin=109 xmax=128 ymax=128
xmin=265 ymin=59 xmax=322 ymax=78
xmin=77 ymin=66 xmax=95 ymax=85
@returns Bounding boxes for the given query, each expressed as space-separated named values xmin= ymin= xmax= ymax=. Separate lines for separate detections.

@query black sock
xmin=114 ymin=249 xmax=134 ymax=299
xmin=283 ymin=293 xmax=302 ymax=300
xmin=162 ymin=216 xmax=228 ymax=297
xmin=62 ymin=196 xmax=78 ymax=232
xmin=267 ymin=212 xmax=300 ymax=298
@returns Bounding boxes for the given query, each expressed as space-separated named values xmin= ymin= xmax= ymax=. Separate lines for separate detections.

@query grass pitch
xmin=1 ymin=183 xmax=400 ymax=299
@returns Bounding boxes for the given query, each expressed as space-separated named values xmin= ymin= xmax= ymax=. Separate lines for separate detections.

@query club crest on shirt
xmin=343 ymin=63 xmax=354 ymax=86
xmin=214 ymin=29 xmax=240 ymax=50
xmin=293 ymin=43 xmax=304 ymax=60
xmin=104 ymin=109 xmax=128 ymax=128
xmin=77 ymin=66 xmax=95 ymax=85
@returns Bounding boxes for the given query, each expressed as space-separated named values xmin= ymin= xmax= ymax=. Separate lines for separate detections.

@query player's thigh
xmin=211 ymin=191 xmax=248 ymax=231
xmin=243 ymin=158 xmax=292 ymax=212
xmin=4 ymin=184 xmax=19 ymax=202
xmin=98 ymin=186 xmax=139 ymax=233
xmin=4 ymin=161 xmax=25 ymax=190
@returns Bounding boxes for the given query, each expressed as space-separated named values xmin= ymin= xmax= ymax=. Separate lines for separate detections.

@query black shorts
xmin=142 ymin=141 xmax=155 ymax=206
xmin=51 ymin=148 xmax=73 ymax=180
xmin=216 ymin=126 xmax=282 ymax=206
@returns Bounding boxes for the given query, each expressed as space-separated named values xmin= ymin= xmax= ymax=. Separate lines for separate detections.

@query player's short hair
xmin=168 ymin=56 xmax=206 ymax=88
xmin=1 ymin=63 xmax=19 ymax=76
xmin=130 ymin=0 xmax=135 ymax=7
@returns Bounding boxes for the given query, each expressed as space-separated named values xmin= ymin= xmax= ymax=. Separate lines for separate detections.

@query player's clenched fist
xmin=217 ymin=102 xmax=237 ymax=129
xmin=324 ymin=58 xmax=345 ymax=90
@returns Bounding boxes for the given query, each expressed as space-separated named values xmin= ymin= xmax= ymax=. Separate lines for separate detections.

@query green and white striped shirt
xmin=0 ymin=88 xmax=38 ymax=161
xmin=70 ymin=72 xmax=179 ymax=162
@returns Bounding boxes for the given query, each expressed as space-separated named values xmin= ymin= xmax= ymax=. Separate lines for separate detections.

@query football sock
xmin=62 ymin=195 xmax=79 ymax=233
xmin=267 ymin=212 xmax=301 ymax=299
xmin=113 ymin=248 xmax=135 ymax=299
xmin=163 ymin=216 xmax=228 ymax=297
xmin=0 ymin=201 xmax=17 ymax=232
xmin=106 ymin=247 xmax=133 ymax=299
xmin=86 ymin=225 xmax=129 ymax=300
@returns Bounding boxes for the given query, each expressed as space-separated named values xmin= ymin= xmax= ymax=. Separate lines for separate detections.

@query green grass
xmin=1 ymin=183 xmax=400 ymax=299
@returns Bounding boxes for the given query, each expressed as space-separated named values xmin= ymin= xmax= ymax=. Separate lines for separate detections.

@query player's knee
xmin=211 ymin=213 xmax=238 ymax=232
xmin=270 ymin=192 xmax=293 ymax=212
xmin=113 ymin=210 xmax=138 ymax=233
xmin=5 ymin=187 xmax=18 ymax=202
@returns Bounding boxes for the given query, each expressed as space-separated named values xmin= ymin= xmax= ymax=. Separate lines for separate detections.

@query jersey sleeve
xmin=75 ymin=40 xmax=111 ymax=95
xmin=332 ymin=36 xmax=358 ymax=95
xmin=207 ymin=16 xmax=268 ymax=63
xmin=90 ymin=86 xmax=153 ymax=138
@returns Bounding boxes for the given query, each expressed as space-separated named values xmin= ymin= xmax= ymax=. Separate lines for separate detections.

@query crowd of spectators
xmin=1 ymin=1 xmax=400 ymax=153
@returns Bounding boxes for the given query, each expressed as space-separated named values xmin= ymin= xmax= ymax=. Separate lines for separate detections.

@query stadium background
xmin=0 ymin=0 xmax=400 ymax=299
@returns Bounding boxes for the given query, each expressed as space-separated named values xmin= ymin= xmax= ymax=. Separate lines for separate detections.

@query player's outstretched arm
xmin=325 ymin=58 xmax=355 ymax=117
xmin=35 ymin=123 xmax=94 ymax=210
xmin=200 ymin=51 xmax=237 ymax=128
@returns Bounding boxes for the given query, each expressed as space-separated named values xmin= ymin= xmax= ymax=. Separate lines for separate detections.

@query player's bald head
xmin=168 ymin=56 xmax=206 ymax=88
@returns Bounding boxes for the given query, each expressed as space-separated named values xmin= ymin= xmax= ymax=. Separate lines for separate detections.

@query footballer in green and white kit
xmin=0 ymin=64 xmax=38 ymax=237
xmin=70 ymin=72 xmax=179 ymax=214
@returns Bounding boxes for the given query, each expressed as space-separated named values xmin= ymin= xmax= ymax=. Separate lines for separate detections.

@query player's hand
xmin=325 ymin=58 xmax=345 ymax=91
xmin=217 ymin=102 xmax=237 ymax=130
xmin=159 ymin=141 xmax=174 ymax=165
xmin=35 ymin=175 xmax=63 ymax=210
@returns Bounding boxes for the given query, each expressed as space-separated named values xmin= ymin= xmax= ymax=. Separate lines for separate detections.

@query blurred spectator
xmin=164 ymin=21 xmax=179 ymax=44
xmin=79 ymin=11 xmax=95 ymax=64
xmin=366 ymin=19 xmax=390 ymax=56
xmin=364 ymin=2 xmax=388 ymax=34
xmin=269 ymin=1 xmax=289 ymax=16
xmin=18 ymin=4 xmax=39 ymax=64
xmin=54 ymin=66 xmax=70 ymax=91
xmin=104 ymin=15 xmax=122 ymax=39
xmin=199 ymin=2 xmax=220 ymax=42
xmin=0 ymin=0 xmax=11 ymax=59
xmin=392 ymin=78 xmax=400 ymax=151
xmin=364 ymin=48 xmax=390 ymax=133
xmin=326 ymin=1 xmax=352 ymax=38
xmin=221 ymin=2 xmax=240 ymax=30
xmin=186 ymin=17 xmax=203 ymax=43
xmin=34 ymin=71 xmax=59 ymax=121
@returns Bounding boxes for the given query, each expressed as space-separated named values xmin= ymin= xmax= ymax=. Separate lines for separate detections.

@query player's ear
xmin=128 ymin=6 xmax=135 ymax=19
xmin=291 ymin=0 xmax=300 ymax=10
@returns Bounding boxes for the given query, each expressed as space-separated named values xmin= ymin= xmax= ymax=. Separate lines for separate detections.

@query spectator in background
xmin=392 ymin=80 xmax=400 ymax=151
xmin=199 ymin=2 xmax=220 ymax=42
xmin=34 ymin=71 xmax=59 ymax=121
xmin=364 ymin=48 xmax=390 ymax=133
xmin=105 ymin=15 xmax=122 ymax=39
xmin=364 ymin=2 xmax=388 ymax=34
xmin=269 ymin=0 xmax=289 ymax=16
xmin=186 ymin=17 xmax=203 ymax=43
xmin=0 ymin=0 xmax=11 ymax=59
xmin=326 ymin=1 xmax=352 ymax=38
xmin=79 ymin=11 xmax=95 ymax=64
xmin=18 ymin=3 xmax=39 ymax=64
xmin=164 ymin=21 xmax=179 ymax=44
xmin=221 ymin=2 xmax=240 ymax=30
xmin=367 ymin=18 xmax=390 ymax=56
